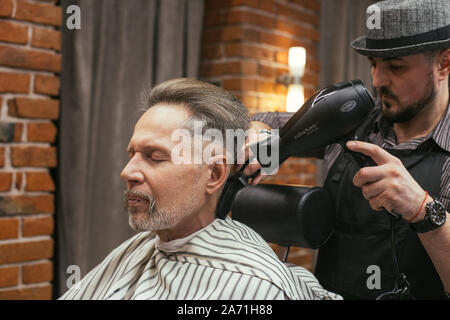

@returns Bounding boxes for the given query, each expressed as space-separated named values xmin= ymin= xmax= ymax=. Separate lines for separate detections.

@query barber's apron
xmin=315 ymin=141 xmax=447 ymax=300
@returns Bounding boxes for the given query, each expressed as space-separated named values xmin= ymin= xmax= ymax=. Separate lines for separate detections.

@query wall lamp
xmin=277 ymin=47 xmax=306 ymax=112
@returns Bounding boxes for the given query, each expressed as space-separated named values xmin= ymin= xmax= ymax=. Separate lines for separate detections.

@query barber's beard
xmin=123 ymin=188 xmax=200 ymax=232
xmin=379 ymin=72 xmax=436 ymax=123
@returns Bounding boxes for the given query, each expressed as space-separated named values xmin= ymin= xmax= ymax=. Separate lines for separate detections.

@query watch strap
xmin=410 ymin=198 xmax=446 ymax=233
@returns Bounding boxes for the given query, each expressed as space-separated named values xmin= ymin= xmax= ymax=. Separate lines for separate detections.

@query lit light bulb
xmin=288 ymin=47 xmax=306 ymax=78
xmin=286 ymin=84 xmax=304 ymax=112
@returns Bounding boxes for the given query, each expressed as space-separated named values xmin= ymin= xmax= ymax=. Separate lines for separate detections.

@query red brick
xmin=0 ymin=239 xmax=53 ymax=264
xmin=0 ymin=122 xmax=24 ymax=143
xmin=256 ymin=80 xmax=275 ymax=93
xmin=11 ymin=146 xmax=57 ymax=167
xmin=0 ymin=172 xmax=12 ymax=191
xmin=0 ymin=195 xmax=54 ymax=215
xmin=0 ymin=0 xmax=14 ymax=17
xmin=259 ymin=0 xmax=275 ymax=12
xmin=222 ymin=78 xmax=257 ymax=91
xmin=291 ymin=0 xmax=320 ymax=12
xmin=31 ymin=26 xmax=61 ymax=51
xmin=0 ymin=45 xmax=61 ymax=72
xmin=25 ymin=172 xmax=55 ymax=191
xmin=15 ymin=1 xmax=62 ymax=26
xmin=8 ymin=97 xmax=59 ymax=119
xmin=0 ymin=266 xmax=19 ymax=288
xmin=259 ymin=30 xmax=305 ymax=49
xmin=0 ymin=20 xmax=28 ymax=44
xmin=13 ymin=122 xmax=23 ymax=142
xmin=27 ymin=122 xmax=57 ymax=142
xmin=258 ymin=64 xmax=274 ymax=78
xmin=0 ymin=147 xmax=4 ymax=167
xmin=203 ymin=11 xmax=223 ymax=27
xmin=0 ymin=284 xmax=52 ymax=300
xmin=201 ymin=45 xmax=223 ymax=60
xmin=223 ymin=9 xmax=275 ymax=29
xmin=0 ymin=218 xmax=19 ymax=240
xmin=201 ymin=61 xmax=258 ymax=77
xmin=22 ymin=261 xmax=53 ymax=284
xmin=0 ymin=72 xmax=30 ymax=93
xmin=237 ymin=95 xmax=259 ymax=109
xmin=276 ymin=3 xmax=319 ymax=26
xmin=34 ymin=75 xmax=60 ymax=95
xmin=276 ymin=19 xmax=320 ymax=42
xmin=205 ymin=0 xmax=259 ymax=11
xmin=203 ymin=25 xmax=259 ymax=43
xmin=22 ymin=216 xmax=54 ymax=237
xmin=225 ymin=43 xmax=274 ymax=61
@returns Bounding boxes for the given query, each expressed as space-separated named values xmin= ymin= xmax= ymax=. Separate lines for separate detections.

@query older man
xmin=247 ymin=0 xmax=450 ymax=299
xmin=59 ymin=78 xmax=340 ymax=300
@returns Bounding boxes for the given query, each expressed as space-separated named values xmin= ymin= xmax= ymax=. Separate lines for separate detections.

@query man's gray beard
xmin=123 ymin=189 xmax=199 ymax=232
xmin=380 ymin=71 xmax=436 ymax=123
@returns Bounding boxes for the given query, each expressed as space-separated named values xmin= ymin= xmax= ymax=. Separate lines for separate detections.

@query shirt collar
xmin=373 ymin=95 xmax=450 ymax=152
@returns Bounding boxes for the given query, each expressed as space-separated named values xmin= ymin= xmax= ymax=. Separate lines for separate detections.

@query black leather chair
xmin=231 ymin=184 xmax=336 ymax=261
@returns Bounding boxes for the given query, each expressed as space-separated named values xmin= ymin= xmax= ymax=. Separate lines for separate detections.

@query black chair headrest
xmin=231 ymin=184 xmax=335 ymax=249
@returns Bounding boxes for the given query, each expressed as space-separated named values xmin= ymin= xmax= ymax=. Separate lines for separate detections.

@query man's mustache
xmin=124 ymin=189 xmax=151 ymax=201
xmin=123 ymin=189 xmax=157 ymax=213
xmin=379 ymin=87 xmax=398 ymax=102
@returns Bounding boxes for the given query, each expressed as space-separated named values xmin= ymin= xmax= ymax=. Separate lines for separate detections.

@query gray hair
xmin=141 ymin=78 xmax=250 ymax=163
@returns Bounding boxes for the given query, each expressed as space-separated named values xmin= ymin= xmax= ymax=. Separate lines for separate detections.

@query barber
xmin=244 ymin=0 xmax=450 ymax=299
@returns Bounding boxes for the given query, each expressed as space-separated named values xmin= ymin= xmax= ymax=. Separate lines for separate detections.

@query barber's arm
xmin=348 ymin=140 xmax=450 ymax=294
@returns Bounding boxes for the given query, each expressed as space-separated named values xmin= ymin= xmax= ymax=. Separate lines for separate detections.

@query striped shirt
xmin=251 ymin=98 xmax=450 ymax=210
xmin=59 ymin=217 xmax=342 ymax=300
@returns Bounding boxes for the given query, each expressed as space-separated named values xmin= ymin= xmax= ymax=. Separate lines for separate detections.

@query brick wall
xmin=0 ymin=0 xmax=60 ymax=300
xmin=200 ymin=0 xmax=321 ymax=270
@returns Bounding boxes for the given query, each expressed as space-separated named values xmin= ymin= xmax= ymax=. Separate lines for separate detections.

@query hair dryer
xmin=216 ymin=79 xmax=376 ymax=219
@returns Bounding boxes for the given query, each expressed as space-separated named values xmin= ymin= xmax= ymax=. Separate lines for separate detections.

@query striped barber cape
xmin=59 ymin=217 xmax=342 ymax=300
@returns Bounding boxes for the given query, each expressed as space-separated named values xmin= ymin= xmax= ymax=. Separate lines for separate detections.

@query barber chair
xmin=231 ymin=184 xmax=335 ymax=261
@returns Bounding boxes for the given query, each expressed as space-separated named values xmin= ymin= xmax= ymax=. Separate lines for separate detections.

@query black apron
xmin=315 ymin=139 xmax=447 ymax=300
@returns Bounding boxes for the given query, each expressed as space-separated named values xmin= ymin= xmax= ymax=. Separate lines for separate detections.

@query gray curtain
xmin=58 ymin=0 xmax=204 ymax=296
xmin=316 ymin=0 xmax=377 ymax=185
xmin=319 ymin=0 xmax=377 ymax=89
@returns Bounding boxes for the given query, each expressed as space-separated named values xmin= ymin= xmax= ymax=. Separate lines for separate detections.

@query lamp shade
xmin=288 ymin=47 xmax=306 ymax=77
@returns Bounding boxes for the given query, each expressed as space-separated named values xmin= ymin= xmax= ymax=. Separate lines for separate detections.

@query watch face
xmin=429 ymin=201 xmax=446 ymax=226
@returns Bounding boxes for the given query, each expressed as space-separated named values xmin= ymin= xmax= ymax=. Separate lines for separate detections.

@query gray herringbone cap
xmin=351 ymin=0 xmax=450 ymax=58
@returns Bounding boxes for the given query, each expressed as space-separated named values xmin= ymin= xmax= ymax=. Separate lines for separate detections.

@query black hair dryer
xmin=216 ymin=79 xmax=375 ymax=219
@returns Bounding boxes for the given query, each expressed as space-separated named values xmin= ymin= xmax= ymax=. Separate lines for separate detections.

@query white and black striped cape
xmin=59 ymin=217 xmax=342 ymax=300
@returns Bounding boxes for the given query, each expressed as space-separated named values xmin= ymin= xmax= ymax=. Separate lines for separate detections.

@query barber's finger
xmin=346 ymin=141 xmax=397 ymax=166
xmin=361 ymin=180 xmax=386 ymax=200
xmin=353 ymin=165 xmax=386 ymax=187
xmin=243 ymin=162 xmax=262 ymax=176
xmin=249 ymin=174 xmax=266 ymax=186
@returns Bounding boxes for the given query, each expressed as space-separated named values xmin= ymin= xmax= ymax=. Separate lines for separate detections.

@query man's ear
xmin=436 ymin=49 xmax=450 ymax=82
xmin=205 ymin=154 xmax=229 ymax=195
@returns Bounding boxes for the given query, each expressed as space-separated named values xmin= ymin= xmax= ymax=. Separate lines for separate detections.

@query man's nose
xmin=371 ymin=66 xmax=390 ymax=89
xmin=120 ymin=158 xmax=144 ymax=183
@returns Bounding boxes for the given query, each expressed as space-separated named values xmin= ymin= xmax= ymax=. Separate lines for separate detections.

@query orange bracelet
xmin=409 ymin=190 xmax=428 ymax=223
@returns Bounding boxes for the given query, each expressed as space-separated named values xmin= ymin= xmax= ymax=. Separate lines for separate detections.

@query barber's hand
xmin=347 ymin=140 xmax=427 ymax=221
xmin=235 ymin=121 xmax=271 ymax=186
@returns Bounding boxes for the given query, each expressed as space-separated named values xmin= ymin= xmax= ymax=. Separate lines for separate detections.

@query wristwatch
xmin=410 ymin=198 xmax=447 ymax=233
